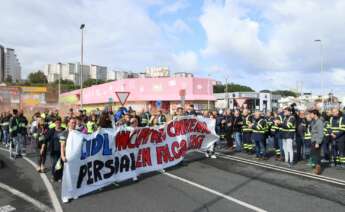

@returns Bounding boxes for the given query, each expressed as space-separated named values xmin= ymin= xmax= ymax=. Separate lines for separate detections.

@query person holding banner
xmin=205 ymin=113 xmax=217 ymax=159
xmin=60 ymin=118 xmax=77 ymax=164
xmin=47 ymin=117 xmax=68 ymax=181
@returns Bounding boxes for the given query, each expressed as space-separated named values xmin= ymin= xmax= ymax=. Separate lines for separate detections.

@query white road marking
xmin=23 ymin=157 xmax=64 ymax=212
xmin=0 ymin=205 xmax=16 ymax=212
xmin=0 ymin=147 xmax=63 ymax=212
xmin=216 ymin=153 xmax=345 ymax=186
xmin=0 ymin=182 xmax=51 ymax=211
xmin=163 ymin=172 xmax=267 ymax=212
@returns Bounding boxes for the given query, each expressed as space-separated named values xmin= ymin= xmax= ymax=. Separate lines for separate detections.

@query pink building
xmin=60 ymin=77 xmax=216 ymax=112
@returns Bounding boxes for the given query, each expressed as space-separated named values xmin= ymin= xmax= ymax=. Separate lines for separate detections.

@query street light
xmin=80 ymin=24 xmax=85 ymax=109
xmin=314 ymin=39 xmax=324 ymax=101
xmin=224 ymin=73 xmax=230 ymax=109
xmin=58 ymin=62 xmax=62 ymax=106
xmin=207 ymin=73 xmax=211 ymax=111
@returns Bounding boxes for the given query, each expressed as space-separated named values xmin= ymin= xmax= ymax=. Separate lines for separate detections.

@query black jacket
xmin=231 ymin=116 xmax=243 ymax=132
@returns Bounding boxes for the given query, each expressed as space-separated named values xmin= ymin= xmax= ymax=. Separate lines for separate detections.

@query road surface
xmin=0 ymin=147 xmax=344 ymax=212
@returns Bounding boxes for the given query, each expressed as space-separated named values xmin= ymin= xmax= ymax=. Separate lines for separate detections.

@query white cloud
xmin=172 ymin=19 xmax=192 ymax=34
xmin=172 ymin=51 xmax=198 ymax=73
xmin=162 ymin=19 xmax=192 ymax=39
xmin=0 ymin=0 xmax=174 ymax=77
xmin=158 ymin=0 xmax=189 ymax=15
xmin=200 ymin=0 xmax=345 ymax=94
xmin=331 ymin=68 xmax=345 ymax=85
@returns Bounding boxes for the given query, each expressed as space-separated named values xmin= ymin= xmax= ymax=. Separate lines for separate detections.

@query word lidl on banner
xmin=62 ymin=116 xmax=218 ymax=200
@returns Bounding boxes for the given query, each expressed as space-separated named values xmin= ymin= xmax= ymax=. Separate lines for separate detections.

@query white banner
xmin=61 ymin=116 xmax=218 ymax=200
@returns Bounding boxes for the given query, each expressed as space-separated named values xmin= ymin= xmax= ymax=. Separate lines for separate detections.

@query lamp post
xmin=80 ymin=24 xmax=85 ymax=109
xmin=224 ymin=74 xmax=230 ymax=109
xmin=314 ymin=39 xmax=324 ymax=102
xmin=207 ymin=73 xmax=211 ymax=111
xmin=58 ymin=62 xmax=62 ymax=106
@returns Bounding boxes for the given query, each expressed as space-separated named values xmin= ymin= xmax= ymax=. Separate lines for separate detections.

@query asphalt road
xmin=1 ymin=147 xmax=345 ymax=212
xmin=0 ymin=149 xmax=52 ymax=211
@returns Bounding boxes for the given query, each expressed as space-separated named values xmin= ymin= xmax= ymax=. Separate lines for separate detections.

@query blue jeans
xmin=279 ymin=138 xmax=284 ymax=157
xmin=51 ymin=152 xmax=61 ymax=176
xmin=13 ymin=134 xmax=23 ymax=156
xmin=233 ymin=132 xmax=242 ymax=152
xmin=295 ymin=136 xmax=303 ymax=161
xmin=2 ymin=130 xmax=9 ymax=145
xmin=254 ymin=139 xmax=266 ymax=157
xmin=303 ymin=141 xmax=311 ymax=159
xmin=322 ymin=137 xmax=330 ymax=160
xmin=266 ymin=136 xmax=274 ymax=150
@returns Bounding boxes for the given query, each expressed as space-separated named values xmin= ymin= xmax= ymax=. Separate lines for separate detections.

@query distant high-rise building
xmin=0 ymin=45 xmax=5 ymax=82
xmin=107 ymin=70 xmax=116 ymax=81
xmin=174 ymin=72 xmax=193 ymax=78
xmin=145 ymin=67 xmax=170 ymax=77
xmin=0 ymin=46 xmax=21 ymax=83
xmin=107 ymin=70 xmax=128 ymax=81
xmin=43 ymin=63 xmax=106 ymax=85
xmin=90 ymin=64 xmax=107 ymax=81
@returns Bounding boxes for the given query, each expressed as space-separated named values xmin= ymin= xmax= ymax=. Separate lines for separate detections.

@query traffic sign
xmin=115 ymin=91 xmax=130 ymax=106
xmin=156 ymin=100 xmax=162 ymax=109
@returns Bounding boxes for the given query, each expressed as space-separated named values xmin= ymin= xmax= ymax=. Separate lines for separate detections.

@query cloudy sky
xmin=1 ymin=0 xmax=345 ymax=95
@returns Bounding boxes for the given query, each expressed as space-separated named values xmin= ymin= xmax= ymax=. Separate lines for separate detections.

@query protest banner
xmin=61 ymin=116 xmax=218 ymax=201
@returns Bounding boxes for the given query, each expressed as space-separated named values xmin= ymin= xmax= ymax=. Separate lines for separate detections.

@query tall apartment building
xmin=90 ymin=64 xmax=107 ymax=81
xmin=0 ymin=45 xmax=5 ymax=82
xmin=0 ymin=45 xmax=21 ymax=82
xmin=174 ymin=72 xmax=194 ymax=77
xmin=106 ymin=70 xmax=128 ymax=81
xmin=44 ymin=63 xmax=90 ymax=85
xmin=145 ymin=67 xmax=170 ymax=77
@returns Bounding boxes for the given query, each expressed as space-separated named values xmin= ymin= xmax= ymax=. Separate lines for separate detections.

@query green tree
xmin=53 ymin=79 xmax=75 ymax=85
xmin=213 ymin=83 xmax=255 ymax=93
xmin=83 ymin=79 xmax=105 ymax=87
xmin=5 ymin=75 xmax=12 ymax=83
xmin=28 ymin=71 xmax=47 ymax=84
xmin=260 ymin=89 xmax=271 ymax=93
xmin=272 ymin=90 xmax=298 ymax=97
xmin=50 ymin=79 xmax=80 ymax=92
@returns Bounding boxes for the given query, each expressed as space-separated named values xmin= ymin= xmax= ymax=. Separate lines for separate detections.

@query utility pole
xmin=314 ymin=39 xmax=324 ymax=103
xmin=224 ymin=74 xmax=229 ymax=109
xmin=80 ymin=24 xmax=85 ymax=109
xmin=58 ymin=62 xmax=62 ymax=106
xmin=207 ymin=73 xmax=211 ymax=111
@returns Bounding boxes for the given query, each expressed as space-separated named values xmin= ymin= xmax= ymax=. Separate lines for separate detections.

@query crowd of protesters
xmin=210 ymin=105 xmax=345 ymax=175
xmin=0 ymin=103 xmax=344 ymax=181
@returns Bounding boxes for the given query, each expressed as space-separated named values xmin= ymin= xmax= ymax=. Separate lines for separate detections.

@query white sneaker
xmin=132 ymin=176 xmax=138 ymax=182
xmin=205 ymin=152 xmax=209 ymax=158
xmin=210 ymin=155 xmax=217 ymax=159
